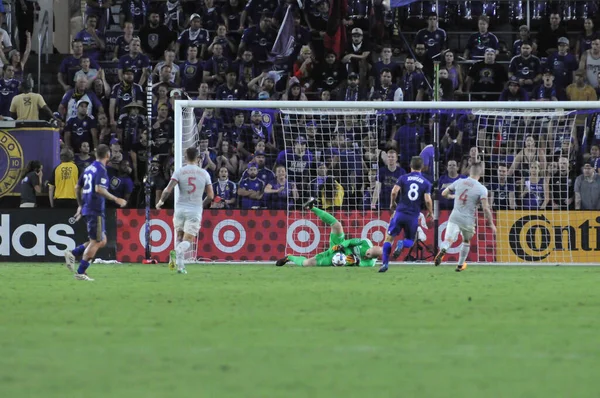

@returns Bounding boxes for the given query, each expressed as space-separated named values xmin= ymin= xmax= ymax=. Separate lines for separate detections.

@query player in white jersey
xmin=435 ymin=163 xmax=496 ymax=272
xmin=156 ymin=147 xmax=214 ymax=273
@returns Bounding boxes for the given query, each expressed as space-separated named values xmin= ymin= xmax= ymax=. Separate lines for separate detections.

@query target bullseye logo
xmin=287 ymin=220 xmax=320 ymax=253
xmin=139 ymin=219 xmax=173 ymax=253
xmin=361 ymin=220 xmax=388 ymax=244
xmin=213 ymin=220 xmax=246 ymax=253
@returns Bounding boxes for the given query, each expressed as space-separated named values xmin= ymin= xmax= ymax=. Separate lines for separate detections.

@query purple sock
xmin=77 ymin=259 xmax=90 ymax=275
xmin=72 ymin=244 xmax=85 ymax=257
xmin=382 ymin=242 xmax=392 ymax=266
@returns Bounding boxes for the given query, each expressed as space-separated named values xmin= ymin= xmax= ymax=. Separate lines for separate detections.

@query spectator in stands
xmin=48 ymin=148 xmax=79 ymax=208
xmin=119 ymin=0 xmax=148 ymax=30
xmin=442 ymin=50 xmax=463 ymax=93
xmin=512 ymin=25 xmax=537 ymax=56
xmin=238 ymin=162 xmax=265 ymax=209
xmin=64 ymin=99 xmax=99 ymax=152
xmin=211 ymin=167 xmax=238 ymax=209
xmin=129 ymin=132 xmax=148 ymax=183
xmin=154 ymin=49 xmax=180 ymax=85
xmin=372 ymin=148 xmax=405 ymax=210
xmin=548 ymin=157 xmax=574 ymax=210
xmin=437 ymin=67 xmax=455 ymax=101
xmin=499 ymin=76 xmax=529 ymax=101
xmin=215 ymin=140 xmax=239 ymax=181
xmin=532 ymin=69 xmax=565 ymax=101
xmin=223 ymin=110 xmax=245 ymax=148
xmin=59 ymin=75 xmax=104 ymax=121
xmin=75 ymin=15 xmax=106 ymax=62
xmin=584 ymin=144 xmax=600 ymax=170
xmin=203 ymin=43 xmax=230 ymax=88
xmin=93 ymin=79 xmax=111 ymax=115
xmin=566 ymin=69 xmax=598 ymax=101
xmin=247 ymin=72 xmax=277 ymax=100
xmin=151 ymin=85 xmax=171 ymax=117
xmin=112 ymin=21 xmax=135 ymax=61
xmin=392 ymin=117 xmax=423 ymax=168
xmin=216 ymin=67 xmax=247 ymax=104
xmin=456 ymin=112 xmax=479 ymax=152
xmin=508 ymin=41 xmax=541 ymax=92
xmin=97 ymin=113 xmax=113 ymax=145
xmin=537 ymin=12 xmax=567 ymax=56
xmin=546 ymin=37 xmax=578 ymax=90
xmin=222 ymin=0 xmax=245 ymax=35
xmin=0 ymin=27 xmax=13 ymax=64
xmin=313 ymin=50 xmax=346 ymax=93
xmin=320 ymin=175 xmax=345 ymax=211
xmin=0 ymin=65 xmax=20 ymax=119
xmin=464 ymin=15 xmax=499 ymax=60
xmin=0 ymin=31 xmax=30 ymax=80
xmin=574 ymin=161 xmax=600 ymax=210
xmin=209 ymin=24 xmax=238 ymax=60
xmin=139 ymin=10 xmax=177 ymax=61
xmin=414 ymin=42 xmax=434 ymax=80
xmin=175 ymin=14 xmax=210 ymax=60
xmin=150 ymin=104 xmax=174 ymax=156
xmin=238 ymin=13 xmax=275 ymax=65
xmin=578 ymin=37 xmax=600 ymax=90
xmin=371 ymin=46 xmax=401 ymax=87
xmin=438 ymin=160 xmax=465 ymax=210
xmin=440 ymin=123 xmax=463 ymax=162
xmin=292 ymin=45 xmax=315 ymax=87
xmin=14 ymin=0 xmax=34 ymax=54
xmin=265 ymin=165 xmax=298 ymax=210
xmin=160 ymin=0 xmax=184 ymax=32
xmin=238 ymin=111 xmax=271 ymax=158
xmin=466 ymin=48 xmax=508 ymax=101
xmin=197 ymin=107 xmax=224 ymax=149
xmin=19 ymin=160 xmax=42 ymax=208
xmin=109 ymin=67 xmax=144 ymax=126
xmin=342 ymin=27 xmax=371 ymax=77
xmin=276 ymin=136 xmax=314 ymax=187
xmin=401 ymin=57 xmax=426 ymax=101
xmin=85 ymin=0 xmax=112 ymax=34
xmin=241 ymin=150 xmax=274 ymax=184
xmin=370 ymin=68 xmax=403 ymax=101
xmin=118 ymin=38 xmax=151 ymax=86
xmin=520 ymin=161 xmax=549 ymax=210
xmin=415 ymin=12 xmax=446 ymax=60
xmin=548 ymin=117 xmax=579 ymax=163
xmin=74 ymin=56 xmax=102 ymax=89
xmin=58 ymin=40 xmax=101 ymax=92
xmin=460 ymin=146 xmax=485 ymax=176
xmin=117 ymin=102 xmax=148 ymax=151
xmin=200 ymin=0 xmax=222 ymax=32
xmin=108 ymin=138 xmax=124 ymax=170
xmin=281 ymin=77 xmax=308 ymax=101
xmin=10 ymin=75 xmax=62 ymax=123
xmin=508 ymin=134 xmax=547 ymax=179
xmin=233 ymin=49 xmax=259 ymax=89
xmin=75 ymin=142 xmax=94 ymax=172
xmin=489 ymin=164 xmax=516 ymax=210
xmin=240 ymin=0 xmax=277 ymax=27
xmin=108 ymin=160 xmax=134 ymax=206
xmin=576 ymin=18 xmax=597 ymax=62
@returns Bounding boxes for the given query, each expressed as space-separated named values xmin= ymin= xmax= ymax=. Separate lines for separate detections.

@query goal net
xmin=173 ymin=100 xmax=599 ymax=265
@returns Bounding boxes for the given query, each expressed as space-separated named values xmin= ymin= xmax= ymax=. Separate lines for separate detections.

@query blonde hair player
xmin=156 ymin=147 xmax=214 ymax=273
xmin=435 ymin=162 xmax=496 ymax=272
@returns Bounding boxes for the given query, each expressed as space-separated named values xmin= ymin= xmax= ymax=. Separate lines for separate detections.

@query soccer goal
xmin=173 ymin=100 xmax=600 ymax=266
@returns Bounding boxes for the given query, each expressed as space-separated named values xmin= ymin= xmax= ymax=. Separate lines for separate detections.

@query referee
xmin=48 ymin=148 xmax=79 ymax=208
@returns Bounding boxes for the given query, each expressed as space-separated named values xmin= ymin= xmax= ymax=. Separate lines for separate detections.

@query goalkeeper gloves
xmin=345 ymin=254 xmax=360 ymax=266
xmin=331 ymin=244 xmax=344 ymax=252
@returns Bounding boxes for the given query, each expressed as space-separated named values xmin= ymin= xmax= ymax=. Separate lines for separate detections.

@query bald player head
xmin=469 ymin=162 xmax=484 ymax=179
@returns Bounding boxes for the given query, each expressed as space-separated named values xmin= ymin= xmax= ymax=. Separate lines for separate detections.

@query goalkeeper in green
xmin=275 ymin=198 xmax=382 ymax=267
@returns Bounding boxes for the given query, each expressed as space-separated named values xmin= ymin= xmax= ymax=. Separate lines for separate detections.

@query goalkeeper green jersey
xmin=325 ymin=233 xmax=375 ymax=267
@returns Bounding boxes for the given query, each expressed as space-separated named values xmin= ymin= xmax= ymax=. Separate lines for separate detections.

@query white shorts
xmin=173 ymin=209 xmax=202 ymax=236
xmin=445 ymin=221 xmax=475 ymax=243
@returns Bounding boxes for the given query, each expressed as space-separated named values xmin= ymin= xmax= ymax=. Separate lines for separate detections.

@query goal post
xmin=173 ymin=100 xmax=600 ymax=265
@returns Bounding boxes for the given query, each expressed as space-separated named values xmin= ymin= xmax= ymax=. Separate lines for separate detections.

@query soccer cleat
xmin=378 ymin=264 xmax=388 ymax=273
xmin=64 ymin=249 xmax=76 ymax=273
xmin=456 ymin=263 xmax=468 ymax=272
xmin=391 ymin=240 xmax=404 ymax=260
xmin=168 ymin=250 xmax=177 ymax=271
xmin=275 ymin=256 xmax=290 ymax=267
xmin=434 ymin=248 xmax=446 ymax=266
xmin=74 ymin=273 xmax=94 ymax=281
xmin=303 ymin=197 xmax=317 ymax=210
xmin=177 ymin=268 xmax=187 ymax=274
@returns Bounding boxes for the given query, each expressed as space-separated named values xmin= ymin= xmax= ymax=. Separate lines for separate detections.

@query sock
xmin=176 ymin=252 xmax=185 ymax=270
xmin=440 ymin=241 xmax=451 ymax=251
xmin=288 ymin=255 xmax=307 ymax=266
xmin=311 ymin=207 xmax=338 ymax=226
xmin=176 ymin=240 xmax=191 ymax=255
xmin=382 ymin=242 xmax=392 ymax=266
xmin=77 ymin=259 xmax=90 ymax=274
xmin=458 ymin=243 xmax=470 ymax=265
xmin=71 ymin=244 xmax=85 ymax=257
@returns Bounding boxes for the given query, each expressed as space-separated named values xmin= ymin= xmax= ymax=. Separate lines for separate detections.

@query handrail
xmin=37 ymin=10 xmax=49 ymax=93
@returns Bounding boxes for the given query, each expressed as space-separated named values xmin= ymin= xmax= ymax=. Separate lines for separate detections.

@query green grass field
xmin=1 ymin=264 xmax=599 ymax=398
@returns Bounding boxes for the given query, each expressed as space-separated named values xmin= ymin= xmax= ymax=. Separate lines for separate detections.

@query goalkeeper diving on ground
xmin=275 ymin=198 xmax=382 ymax=267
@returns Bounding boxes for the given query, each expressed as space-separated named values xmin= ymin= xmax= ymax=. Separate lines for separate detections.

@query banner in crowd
xmin=0 ymin=128 xmax=60 ymax=197
xmin=0 ymin=209 xmax=117 ymax=262
xmin=115 ymin=210 xmax=493 ymax=263
xmin=497 ymin=211 xmax=600 ymax=263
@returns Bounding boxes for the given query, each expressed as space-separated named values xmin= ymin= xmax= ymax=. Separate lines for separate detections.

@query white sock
xmin=440 ymin=241 xmax=451 ymax=251
xmin=175 ymin=241 xmax=191 ymax=270
xmin=458 ymin=243 xmax=470 ymax=265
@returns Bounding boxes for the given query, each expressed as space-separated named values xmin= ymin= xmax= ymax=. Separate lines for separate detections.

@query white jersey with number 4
xmin=171 ymin=164 xmax=212 ymax=213
xmin=448 ymin=177 xmax=488 ymax=227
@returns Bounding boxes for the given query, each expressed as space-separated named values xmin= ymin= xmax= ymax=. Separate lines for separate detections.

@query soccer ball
xmin=332 ymin=252 xmax=347 ymax=267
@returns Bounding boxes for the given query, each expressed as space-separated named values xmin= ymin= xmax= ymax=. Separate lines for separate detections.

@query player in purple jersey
xmin=379 ymin=156 xmax=433 ymax=273
xmin=64 ymin=145 xmax=127 ymax=281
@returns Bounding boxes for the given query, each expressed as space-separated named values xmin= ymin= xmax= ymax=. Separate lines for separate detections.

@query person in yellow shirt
xmin=566 ymin=70 xmax=598 ymax=101
xmin=9 ymin=74 xmax=63 ymax=123
xmin=48 ymin=148 xmax=79 ymax=208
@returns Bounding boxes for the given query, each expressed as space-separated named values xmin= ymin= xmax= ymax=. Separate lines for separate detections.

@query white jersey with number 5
xmin=448 ymin=177 xmax=488 ymax=227
xmin=171 ymin=164 xmax=212 ymax=213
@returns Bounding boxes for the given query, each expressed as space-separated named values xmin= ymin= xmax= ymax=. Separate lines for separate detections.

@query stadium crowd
xmin=6 ymin=0 xmax=600 ymax=211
